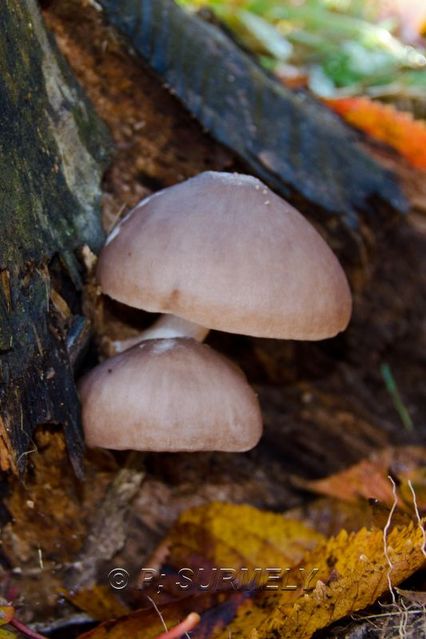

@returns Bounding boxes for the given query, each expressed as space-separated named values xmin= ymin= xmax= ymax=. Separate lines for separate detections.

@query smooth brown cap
xmin=97 ymin=172 xmax=352 ymax=340
xmin=79 ymin=338 xmax=262 ymax=452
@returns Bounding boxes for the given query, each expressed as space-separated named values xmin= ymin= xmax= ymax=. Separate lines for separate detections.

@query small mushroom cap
xmin=79 ymin=338 xmax=262 ymax=452
xmin=97 ymin=172 xmax=352 ymax=340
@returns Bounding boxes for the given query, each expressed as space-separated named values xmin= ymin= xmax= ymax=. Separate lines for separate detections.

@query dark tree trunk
xmin=0 ymin=0 xmax=110 ymax=475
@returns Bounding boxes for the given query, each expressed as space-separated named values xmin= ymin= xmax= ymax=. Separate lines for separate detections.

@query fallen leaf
xmin=400 ymin=467 xmax=426 ymax=512
xmin=301 ymin=447 xmax=426 ymax=510
xmin=0 ymin=607 xmax=14 ymax=626
xmin=77 ymin=597 xmax=219 ymax=639
xmin=164 ymin=502 xmax=325 ymax=572
xmin=326 ymin=97 xmax=426 ymax=170
xmin=77 ymin=503 xmax=324 ymax=638
xmin=286 ymin=496 xmax=384 ymax=537
xmin=65 ymin=585 xmax=129 ymax=621
xmin=212 ymin=521 xmax=426 ymax=638
xmin=300 ymin=457 xmax=396 ymax=504
xmin=78 ymin=502 xmax=426 ymax=639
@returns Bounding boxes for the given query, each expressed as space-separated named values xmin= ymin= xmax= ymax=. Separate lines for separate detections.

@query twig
xmin=357 ymin=609 xmax=426 ymax=620
xmin=383 ymin=475 xmax=398 ymax=604
xmin=147 ymin=596 xmax=200 ymax=639
xmin=407 ymin=479 xmax=426 ymax=558
xmin=66 ymin=460 xmax=145 ymax=590
xmin=147 ymin=596 xmax=169 ymax=635
xmin=154 ymin=613 xmax=200 ymax=639
xmin=10 ymin=617 xmax=47 ymax=639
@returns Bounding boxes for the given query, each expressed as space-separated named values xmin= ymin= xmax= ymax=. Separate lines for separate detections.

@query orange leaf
xmin=326 ymin=97 xmax=426 ymax=170
xmin=301 ymin=446 xmax=426 ymax=509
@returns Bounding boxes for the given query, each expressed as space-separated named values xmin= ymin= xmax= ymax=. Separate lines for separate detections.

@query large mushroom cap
xmin=79 ymin=338 xmax=262 ymax=452
xmin=97 ymin=171 xmax=352 ymax=340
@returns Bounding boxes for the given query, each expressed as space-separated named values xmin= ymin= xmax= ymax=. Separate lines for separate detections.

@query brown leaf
xmin=286 ymin=496 xmax=382 ymax=537
xmin=78 ymin=597 xmax=217 ymax=639
xmin=399 ymin=467 xmax=426 ymax=513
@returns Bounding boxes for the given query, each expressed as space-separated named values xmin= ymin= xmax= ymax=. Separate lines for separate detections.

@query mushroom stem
xmin=112 ymin=315 xmax=209 ymax=354
xmin=141 ymin=314 xmax=209 ymax=341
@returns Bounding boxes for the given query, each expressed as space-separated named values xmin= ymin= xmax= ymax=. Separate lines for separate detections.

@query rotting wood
xmin=0 ymin=0 xmax=111 ymax=474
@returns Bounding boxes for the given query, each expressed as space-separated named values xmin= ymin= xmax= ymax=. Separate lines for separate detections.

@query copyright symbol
xmin=108 ymin=568 xmax=129 ymax=590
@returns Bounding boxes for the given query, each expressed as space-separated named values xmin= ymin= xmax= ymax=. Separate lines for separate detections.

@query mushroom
xmin=79 ymin=338 xmax=262 ymax=452
xmin=97 ymin=171 xmax=352 ymax=346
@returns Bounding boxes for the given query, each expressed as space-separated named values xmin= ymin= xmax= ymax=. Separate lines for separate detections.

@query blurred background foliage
xmin=178 ymin=0 xmax=426 ymax=115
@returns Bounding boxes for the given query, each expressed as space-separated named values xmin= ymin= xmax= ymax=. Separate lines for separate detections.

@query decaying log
xmin=99 ymin=0 xmax=407 ymax=232
xmin=44 ymin=0 xmax=426 ymax=479
xmin=0 ymin=0 xmax=110 ymax=474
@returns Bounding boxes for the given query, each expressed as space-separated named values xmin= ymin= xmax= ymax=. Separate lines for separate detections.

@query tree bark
xmin=0 ymin=0 xmax=110 ymax=475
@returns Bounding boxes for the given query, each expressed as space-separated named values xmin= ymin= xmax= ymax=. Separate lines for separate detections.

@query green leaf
xmin=237 ymin=9 xmax=293 ymax=61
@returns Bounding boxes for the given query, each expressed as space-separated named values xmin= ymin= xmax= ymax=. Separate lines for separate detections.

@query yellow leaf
xmin=65 ymin=585 xmax=129 ymax=621
xmin=220 ymin=521 xmax=426 ymax=638
xmin=78 ymin=503 xmax=324 ymax=638
xmin=78 ymin=504 xmax=426 ymax=639
xmin=166 ymin=502 xmax=325 ymax=571
xmin=0 ymin=607 xmax=14 ymax=627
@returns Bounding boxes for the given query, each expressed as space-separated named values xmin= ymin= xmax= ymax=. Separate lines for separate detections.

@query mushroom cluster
xmin=80 ymin=172 xmax=352 ymax=452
